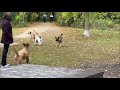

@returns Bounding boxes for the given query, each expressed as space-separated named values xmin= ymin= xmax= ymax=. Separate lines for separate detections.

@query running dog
xmin=55 ymin=33 xmax=63 ymax=47
xmin=13 ymin=43 xmax=30 ymax=64
xmin=28 ymin=30 xmax=36 ymax=42
xmin=34 ymin=33 xmax=42 ymax=45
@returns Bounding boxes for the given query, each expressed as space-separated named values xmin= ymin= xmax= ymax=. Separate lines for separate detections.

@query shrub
xmin=91 ymin=19 xmax=115 ymax=30
xmin=12 ymin=22 xmax=27 ymax=28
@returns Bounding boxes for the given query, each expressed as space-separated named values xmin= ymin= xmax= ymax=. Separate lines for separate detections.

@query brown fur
xmin=28 ymin=30 xmax=38 ymax=42
xmin=13 ymin=43 xmax=30 ymax=65
xmin=55 ymin=33 xmax=63 ymax=47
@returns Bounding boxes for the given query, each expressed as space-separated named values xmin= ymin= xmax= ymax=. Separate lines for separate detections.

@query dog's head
xmin=55 ymin=36 xmax=59 ymax=41
xmin=23 ymin=43 xmax=30 ymax=48
xmin=60 ymin=33 xmax=63 ymax=36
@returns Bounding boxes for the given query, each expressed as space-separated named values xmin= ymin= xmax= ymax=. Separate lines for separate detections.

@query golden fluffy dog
xmin=13 ymin=43 xmax=30 ymax=64
xmin=28 ymin=30 xmax=37 ymax=42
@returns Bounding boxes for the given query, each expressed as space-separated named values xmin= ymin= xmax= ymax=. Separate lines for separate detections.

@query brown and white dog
xmin=13 ymin=43 xmax=30 ymax=64
xmin=55 ymin=33 xmax=63 ymax=47
xmin=28 ymin=30 xmax=37 ymax=42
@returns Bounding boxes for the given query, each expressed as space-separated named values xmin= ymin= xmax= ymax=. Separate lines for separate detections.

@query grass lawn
xmin=0 ymin=25 xmax=120 ymax=69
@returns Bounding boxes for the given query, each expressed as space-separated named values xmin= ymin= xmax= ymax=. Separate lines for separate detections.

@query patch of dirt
xmin=14 ymin=22 xmax=62 ymax=39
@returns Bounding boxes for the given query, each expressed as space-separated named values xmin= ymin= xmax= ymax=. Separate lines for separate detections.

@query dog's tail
xmin=12 ymin=45 xmax=19 ymax=57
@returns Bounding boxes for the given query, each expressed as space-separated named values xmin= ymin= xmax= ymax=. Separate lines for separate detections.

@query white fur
xmin=34 ymin=35 xmax=42 ymax=45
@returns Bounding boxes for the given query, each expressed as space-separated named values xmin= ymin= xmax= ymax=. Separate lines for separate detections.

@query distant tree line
xmin=0 ymin=12 xmax=120 ymax=30
xmin=55 ymin=12 xmax=120 ymax=30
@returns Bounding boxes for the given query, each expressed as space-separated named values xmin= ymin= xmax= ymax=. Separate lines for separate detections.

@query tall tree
xmin=23 ymin=12 xmax=25 ymax=23
xmin=26 ymin=12 xmax=31 ymax=22
xmin=83 ymin=12 xmax=91 ymax=37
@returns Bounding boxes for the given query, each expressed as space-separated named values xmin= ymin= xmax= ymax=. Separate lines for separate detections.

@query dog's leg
xmin=26 ymin=56 xmax=29 ymax=64
xmin=16 ymin=60 xmax=19 ymax=65
xmin=39 ymin=41 xmax=42 ymax=45
xmin=34 ymin=38 xmax=37 ymax=45
xmin=38 ymin=40 xmax=42 ymax=46
xmin=15 ymin=57 xmax=19 ymax=65
xmin=34 ymin=40 xmax=36 ymax=45
xmin=16 ymin=60 xmax=18 ymax=65
xmin=19 ymin=60 xmax=21 ymax=64
xmin=37 ymin=39 xmax=40 ymax=45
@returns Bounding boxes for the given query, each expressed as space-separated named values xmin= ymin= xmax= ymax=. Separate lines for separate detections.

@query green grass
xmin=34 ymin=28 xmax=119 ymax=68
xmin=0 ymin=26 xmax=120 ymax=69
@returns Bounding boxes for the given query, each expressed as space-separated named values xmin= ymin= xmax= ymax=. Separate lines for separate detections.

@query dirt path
xmin=14 ymin=22 xmax=61 ymax=39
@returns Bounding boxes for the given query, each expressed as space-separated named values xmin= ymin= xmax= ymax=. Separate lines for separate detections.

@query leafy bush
xmin=31 ymin=13 xmax=38 ymax=21
xmin=12 ymin=12 xmax=27 ymax=28
xmin=71 ymin=18 xmax=84 ymax=28
xmin=56 ymin=12 xmax=81 ymax=27
xmin=56 ymin=12 xmax=119 ymax=30
xmin=91 ymin=19 xmax=115 ymax=30
xmin=12 ymin=21 xmax=27 ymax=28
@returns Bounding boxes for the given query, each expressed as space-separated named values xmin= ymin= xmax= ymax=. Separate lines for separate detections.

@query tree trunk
xmin=23 ymin=12 xmax=25 ymax=23
xmin=27 ymin=12 xmax=31 ymax=22
xmin=38 ymin=12 xmax=40 ymax=21
xmin=52 ymin=12 xmax=55 ymax=20
xmin=83 ymin=12 xmax=91 ymax=37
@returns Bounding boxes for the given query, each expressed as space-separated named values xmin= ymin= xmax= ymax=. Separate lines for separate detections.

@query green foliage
xmin=0 ymin=12 xmax=4 ymax=21
xmin=12 ymin=22 xmax=27 ymax=28
xmin=56 ymin=12 xmax=120 ymax=30
xmin=56 ymin=12 xmax=81 ymax=27
xmin=12 ymin=12 xmax=26 ymax=28
xmin=31 ymin=13 xmax=38 ymax=21
xmin=111 ymin=12 xmax=120 ymax=23
xmin=91 ymin=19 xmax=115 ymax=30
xmin=0 ymin=12 xmax=120 ymax=29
